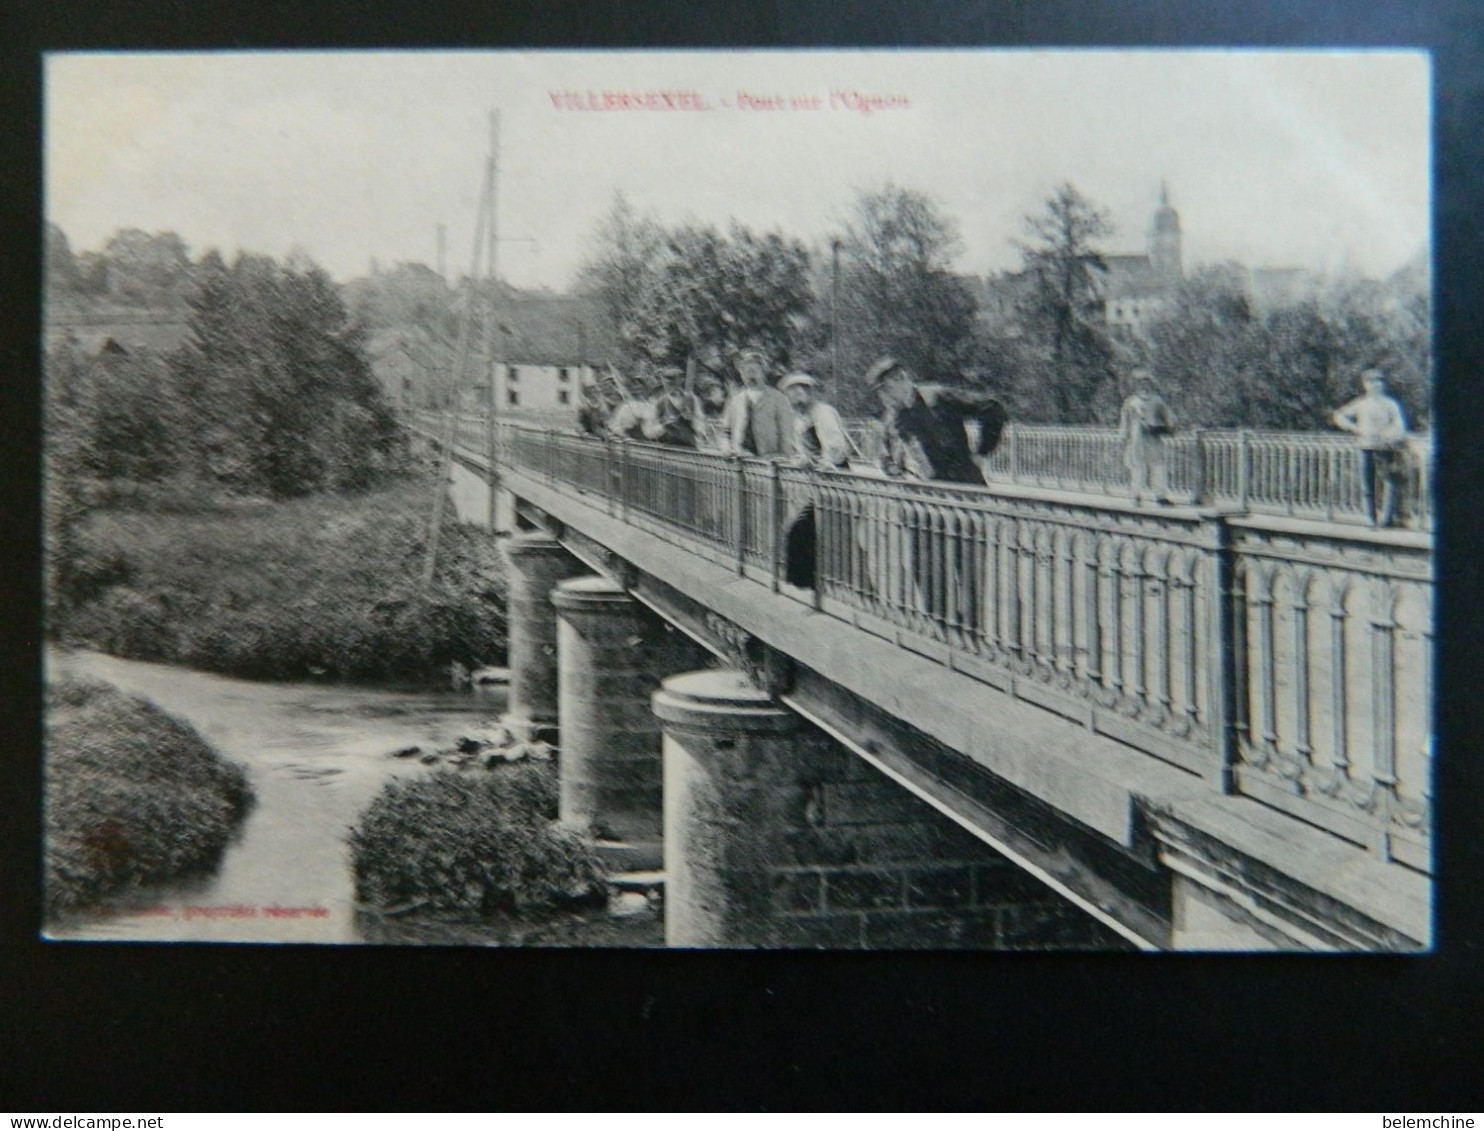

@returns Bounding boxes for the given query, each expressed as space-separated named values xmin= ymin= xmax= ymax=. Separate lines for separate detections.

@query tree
xmin=1016 ymin=183 xmax=1119 ymax=422
xmin=1143 ymin=263 xmax=1260 ymax=426
xmin=43 ymin=337 xmax=92 ymax=627
xmin=79 ymin=347 xmax=183 ymax=482
xmin=171 ymin=252 xmax=403 ymax=498
xmin=44 ymin=223 xmax=81 ymax=302
xmin=576 ymin=191 xmax=666 ymax=367
xmin=830 ymin=184 xmax=979 ymax=411
xmin=623 ymin=222 xmax=814 ymax=370
xmin=1142 ymin=263 xmax=1432 ymax=431
xmin=100 ymin=228 xmax=193 ymax=306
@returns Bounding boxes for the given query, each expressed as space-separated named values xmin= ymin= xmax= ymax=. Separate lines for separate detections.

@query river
xmin=44 ymin=650 xmax=661 ymax=947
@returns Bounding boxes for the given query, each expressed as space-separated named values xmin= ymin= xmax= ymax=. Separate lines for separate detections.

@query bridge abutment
xmin=553 ymin=576 xmax=708 ymax=871
xmin=501 ymin=533 xmax=587 ymax=743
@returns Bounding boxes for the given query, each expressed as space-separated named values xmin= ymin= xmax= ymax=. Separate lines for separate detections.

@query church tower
xmin=1148 ymin=181 xmax=1183 ymax=284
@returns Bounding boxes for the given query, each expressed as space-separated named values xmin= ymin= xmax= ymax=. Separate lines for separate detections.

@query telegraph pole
xmin=830 ymin=237 xmax=842 ymax=406
xmin=421 ymin=113 xmax=497 ymax=589
xmin=484 ymin=110 xmax=502 ymax=531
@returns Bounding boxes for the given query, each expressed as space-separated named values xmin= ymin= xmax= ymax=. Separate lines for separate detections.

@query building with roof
xmin=45 ymin=308 xmax=192 ymax=357
xmin=1098 ymin=182 xmax=1184 ymax=336
xmin=979 ymin=184 xmax=1186 ymax=341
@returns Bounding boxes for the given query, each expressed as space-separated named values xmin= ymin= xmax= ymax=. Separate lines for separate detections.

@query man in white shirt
xmin=605 ymin=388 xmax=660 ymax=442
xmin=778 ymin=372 xmax=851 ymax=469
xmin=1331 ymin=369 xmax=1409 ymax=527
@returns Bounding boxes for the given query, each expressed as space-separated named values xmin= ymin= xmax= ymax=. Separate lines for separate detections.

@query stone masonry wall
xmin=767 ymin=730 xmax=1128 ymax=950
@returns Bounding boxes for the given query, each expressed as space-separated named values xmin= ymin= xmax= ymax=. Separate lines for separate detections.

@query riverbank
xmin=44 ymin=675 xmax=254 ymax=915
xmin=44 ymin=651 xmax=662 ymax=946
xmin=51 ymin=468 xmax=508 ymax=684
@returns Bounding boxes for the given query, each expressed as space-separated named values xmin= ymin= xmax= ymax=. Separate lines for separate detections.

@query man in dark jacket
xmin=865 ymin=356 xmax=1007 ymax=484
xmin=863 ymin=356 xmax=1008 ymax=639
xmin=649 ymin=366 xmax=701 ymax=449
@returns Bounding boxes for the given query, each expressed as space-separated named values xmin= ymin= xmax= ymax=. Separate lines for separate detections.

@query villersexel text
xmin=548 ymin=89 xmax=910 ymax=115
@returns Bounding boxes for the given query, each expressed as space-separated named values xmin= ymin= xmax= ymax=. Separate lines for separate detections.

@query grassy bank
xmin=349 ymin=764 xmax=607 ymax=916
xmin=51 ymin=469 xmax=507 ymax=683
xmin=45 ymin=677 xmax=254 ymax=915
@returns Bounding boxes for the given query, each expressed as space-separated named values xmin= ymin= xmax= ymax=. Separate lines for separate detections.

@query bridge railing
xmin=484 ymin=420 xmax=1431 ymax=872
xmin=429 ymin=409 xmax=1432 ymax=531
xmin=980 ymin=424 xmax=1431 ymax=531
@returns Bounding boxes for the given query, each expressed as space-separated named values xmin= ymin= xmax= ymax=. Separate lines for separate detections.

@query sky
xmin=45 ymin=49 xmax=1430 ymax=290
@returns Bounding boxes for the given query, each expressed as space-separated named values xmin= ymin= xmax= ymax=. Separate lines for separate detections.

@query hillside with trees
xmin=44 ymin=231 xmax=506 ymax=685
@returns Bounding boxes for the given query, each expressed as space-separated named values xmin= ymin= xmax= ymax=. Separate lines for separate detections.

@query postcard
xmin=42 ymin=48 xmax=1431 ymax=950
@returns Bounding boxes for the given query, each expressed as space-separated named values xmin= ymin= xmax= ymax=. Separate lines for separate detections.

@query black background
xmin=3 ymin=0 xmax=1482 ymax=1112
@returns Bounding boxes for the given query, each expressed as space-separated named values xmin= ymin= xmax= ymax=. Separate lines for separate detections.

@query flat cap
xmin=777 ymin=372 xmax=817 ymax=392
xmin=864 ymin=356 xmax=905 ymax=386
xmin=736 ymin=348 xmax=768 ymax=368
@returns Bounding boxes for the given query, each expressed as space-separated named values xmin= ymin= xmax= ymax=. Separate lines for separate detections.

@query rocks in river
xmin=454 ymin=727 xmax=512 ymax=753
xmin=607 ymin=872 xmax=664 ymax=918
xmin=391 ymin=723 xmax=559 ymax=771
xmin=609 ymin=891 xmax=651 ymax=917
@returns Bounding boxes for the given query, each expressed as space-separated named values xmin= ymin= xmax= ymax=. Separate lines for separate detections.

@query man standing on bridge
xmin=725 ymin=349 xmax=795 ymax=458
xmin=1119 ymin=368 xmax=1176 ymax=505
xmin=1331 ymin=368 xmax=1409 ymax=528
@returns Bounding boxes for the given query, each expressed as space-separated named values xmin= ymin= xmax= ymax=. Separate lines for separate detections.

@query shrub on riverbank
xmin=349 ymin=765 xmax=607 ymax=915
xmin=52 ymin=470 xmax=507 ymax=683
xmin=45 ymin=677 xmax=254 ymax=915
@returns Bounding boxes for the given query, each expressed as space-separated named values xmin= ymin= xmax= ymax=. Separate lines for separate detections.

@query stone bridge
xmin=420 ymin=414 xmax=1432 ymax=951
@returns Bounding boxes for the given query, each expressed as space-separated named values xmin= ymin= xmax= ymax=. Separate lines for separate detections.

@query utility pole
xmin=484 ymin=110 xmax=502 ymax=532
xmin=437 ymin=223 xmax=447 ymax=282
xmin=421 ymin=113 xmax=497 ymax=589
xmin=486 ymin=110 xmax=500 ymax=370
xmin=830 ymin=237 xmax=842 ymax=406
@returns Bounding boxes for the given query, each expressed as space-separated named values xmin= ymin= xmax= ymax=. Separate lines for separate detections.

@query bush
xmin=45 ymin=678 xmax=254 ymax=915
xmin=348 ymin=765 xmax=606 ymax=916
xmin=51 ymin=471 xmax=508 ymax=683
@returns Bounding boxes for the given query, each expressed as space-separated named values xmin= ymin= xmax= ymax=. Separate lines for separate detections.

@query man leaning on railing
xmin=778 ymin=372 xmax=851 ymax=589
xmin=863 ymin=356 xmax=1009 ymax=635
xmin=723 ymin=348 xmax=796 ymax=458
xmin=865 ymin=356 xmax=1008 ymax=484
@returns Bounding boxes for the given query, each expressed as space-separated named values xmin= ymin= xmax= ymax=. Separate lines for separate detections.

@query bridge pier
xmin=653 ymin=670 xmax=803 ymax=947
xmin=653 ymin=668 xmax=1121 ymax=949
xmin=552 ymin=576 xmax=707 ymax=871
xmin=501 ymin=533 xmax=587 ymax=743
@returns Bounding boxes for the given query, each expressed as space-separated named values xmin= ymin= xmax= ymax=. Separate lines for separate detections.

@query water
xmin=44 ymin=651 xmax=660 ymax=946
